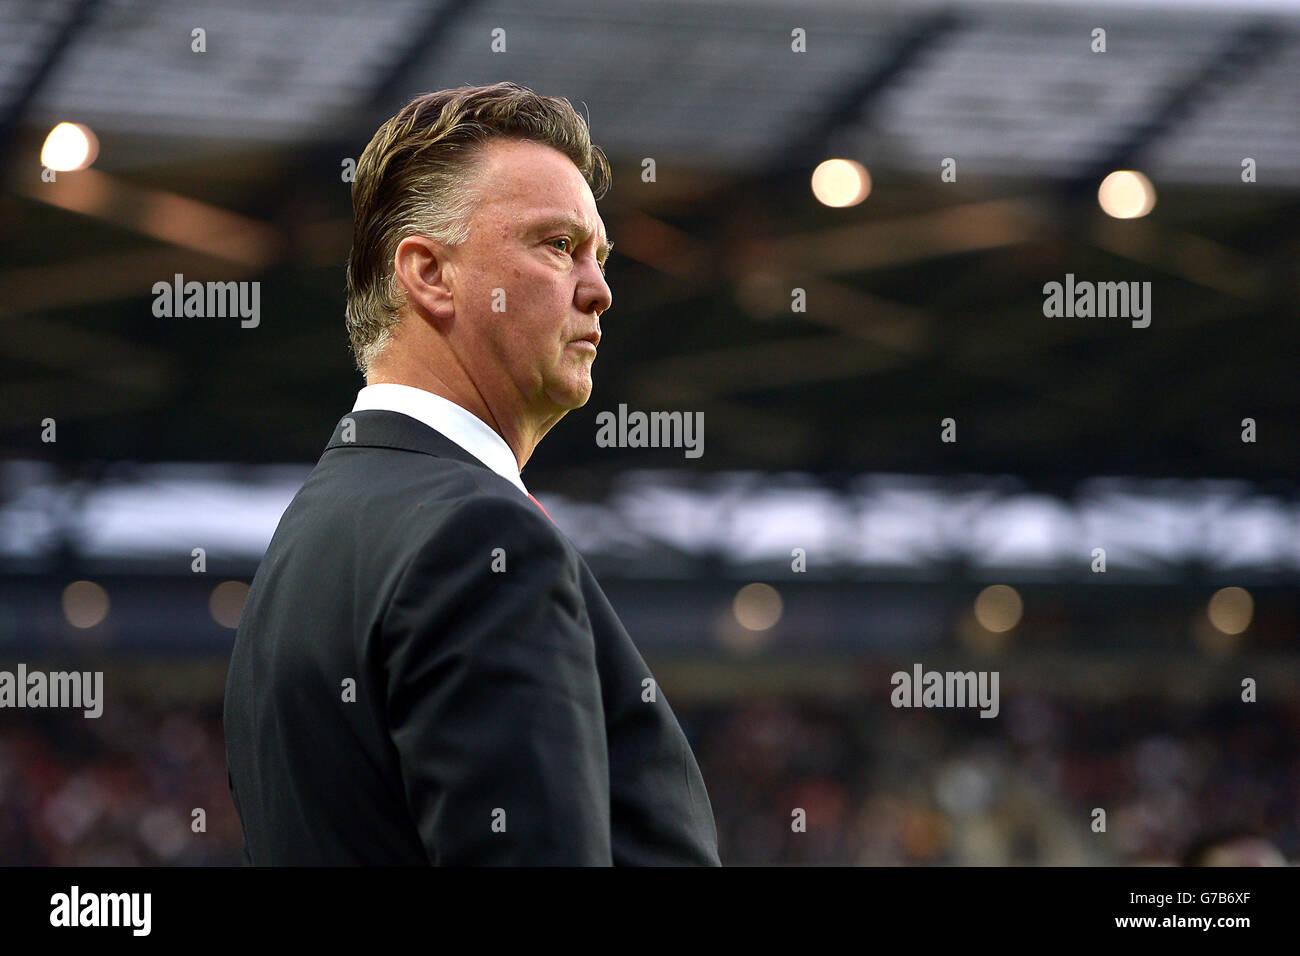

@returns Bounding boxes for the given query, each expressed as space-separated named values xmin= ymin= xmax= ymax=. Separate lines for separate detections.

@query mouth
xmin=571 ymin=330 xmax=601 ymax=350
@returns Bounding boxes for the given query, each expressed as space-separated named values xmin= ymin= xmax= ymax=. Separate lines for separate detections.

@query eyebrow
xmin=531 ymin=216 xmax=613 ymax=262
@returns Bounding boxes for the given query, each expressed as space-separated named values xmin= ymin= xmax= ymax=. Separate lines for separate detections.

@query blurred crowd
xmin=1 ymin=675 xmax=1294 ymax=865
xmin=688 ymin=693 xmax=1298 ymax=865
xmin=0 ymin=695 xmax=242 ymax=865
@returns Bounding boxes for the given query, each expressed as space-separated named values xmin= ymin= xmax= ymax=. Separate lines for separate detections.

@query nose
xmin=578 ymin=258 xmax=612 ymax=317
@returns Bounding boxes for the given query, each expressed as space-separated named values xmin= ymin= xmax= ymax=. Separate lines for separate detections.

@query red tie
xmin=527 ymin=492 xmax=553 ymax=523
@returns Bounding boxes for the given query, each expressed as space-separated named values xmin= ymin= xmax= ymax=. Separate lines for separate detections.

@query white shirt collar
xmin=351 ymin=383 xmax=530 ymax=498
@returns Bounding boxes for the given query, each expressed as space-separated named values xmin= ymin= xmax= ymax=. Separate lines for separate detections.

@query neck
xmin=366 ymin=359 xmax=560 ymax=473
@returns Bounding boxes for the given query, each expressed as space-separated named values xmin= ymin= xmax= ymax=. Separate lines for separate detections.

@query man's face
xmin=445 ymin=138 xmax=612 ymax=419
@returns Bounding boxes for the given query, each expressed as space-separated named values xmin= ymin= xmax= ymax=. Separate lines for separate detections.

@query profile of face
xmin=418 ymin=138 xmax=613 ymax=423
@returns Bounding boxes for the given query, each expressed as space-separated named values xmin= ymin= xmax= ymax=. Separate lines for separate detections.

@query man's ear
xmin=393 ymin=234 xmax=455 ymax=322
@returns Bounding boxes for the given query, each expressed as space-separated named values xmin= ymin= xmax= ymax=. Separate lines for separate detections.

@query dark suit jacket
xmin=223 ymin=408 xmax=720 ymax=865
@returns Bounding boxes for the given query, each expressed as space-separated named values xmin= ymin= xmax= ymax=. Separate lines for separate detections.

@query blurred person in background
xmin=1181 ymin=827 xmax=1288 ymax=866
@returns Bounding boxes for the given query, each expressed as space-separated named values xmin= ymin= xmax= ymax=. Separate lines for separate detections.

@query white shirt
xmin=351 ymin=383 xmax=530 ymax=498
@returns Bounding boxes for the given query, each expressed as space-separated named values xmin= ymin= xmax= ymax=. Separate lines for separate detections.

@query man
xmin=223 ymin=82 xmax=720 ymax=865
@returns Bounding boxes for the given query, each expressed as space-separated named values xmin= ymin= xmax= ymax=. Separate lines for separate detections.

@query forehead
xmin=470 ymin=138 xmax=604 ymax=236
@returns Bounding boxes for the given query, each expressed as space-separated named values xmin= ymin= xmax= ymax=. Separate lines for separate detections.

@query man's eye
xmin=550 ymin=238 xmax=571 ymax=253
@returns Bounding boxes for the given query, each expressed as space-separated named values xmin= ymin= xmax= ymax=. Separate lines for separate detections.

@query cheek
xmin=521 ymin=284 xmax=572 ymax=332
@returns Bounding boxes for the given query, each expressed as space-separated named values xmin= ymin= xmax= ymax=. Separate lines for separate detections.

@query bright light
xmin=973 ymin=584 xmax=1023 ymax=633
xmin=1207 ymin=586 xmax=1253 ymax=635
xmin=210 ymin=581 xmax=251 ymax=629
xmin=733 ymin=582 xmax=783 ymax=631
xmin=62 ymin=580 xmax=109 ymax=629
xmin=1098 ymin=170 xmax=1155 ymax=219
xmin=41 ymin=122 xmax=99 ymax=172
xmin=811 ymin=158 xmax=871 ymax=207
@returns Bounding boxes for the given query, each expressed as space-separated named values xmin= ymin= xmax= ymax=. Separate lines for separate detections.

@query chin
xmin=546 ymin=380 xmax=592 ymax=410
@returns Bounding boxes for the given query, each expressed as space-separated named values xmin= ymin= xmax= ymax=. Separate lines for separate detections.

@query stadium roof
xmin=2 ymin=0 xmax=1297 ymax=489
